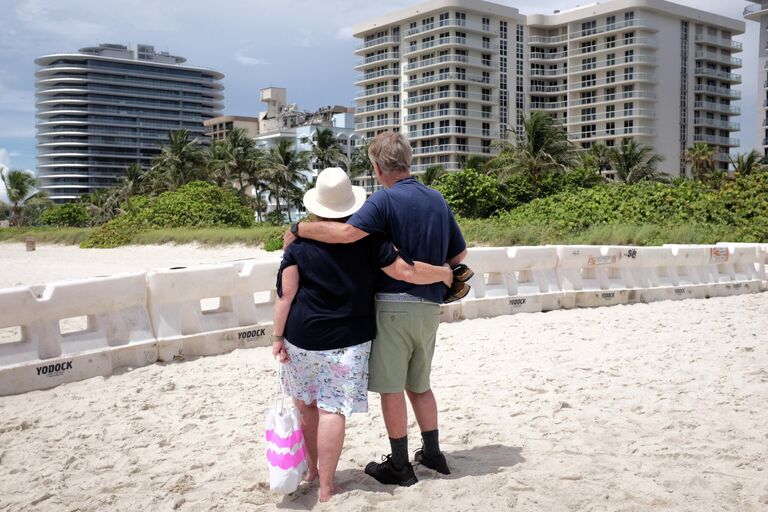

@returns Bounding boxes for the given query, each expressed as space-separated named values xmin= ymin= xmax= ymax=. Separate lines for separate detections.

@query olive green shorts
xmin=368 ymin=298 xmax=441 ymax=394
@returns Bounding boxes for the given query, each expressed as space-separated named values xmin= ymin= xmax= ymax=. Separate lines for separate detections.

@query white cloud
xmin=297 ymin=27 xmax=312 ymax=48
xmin=335 ymin=26 xmax=355 ymax=40
xmin=234 ymin=52 xmax=270 ymax=66
xmin=15 ymin=0 xmax=107 ymax=39
xmin=0 ymin=80 xmax=35 ymax=112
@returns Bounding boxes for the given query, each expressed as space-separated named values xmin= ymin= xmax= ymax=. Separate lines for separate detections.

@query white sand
xmin=1 ymin=243 xmax=767 ymax=511
xmin=0 ymin=242 xmax=276 ymax=289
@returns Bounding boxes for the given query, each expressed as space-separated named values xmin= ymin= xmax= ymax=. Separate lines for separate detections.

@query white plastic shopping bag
xmin=265 ymin=362 xmax=308 ymax=494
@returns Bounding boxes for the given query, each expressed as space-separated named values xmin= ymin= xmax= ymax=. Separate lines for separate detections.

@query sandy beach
xmin=1 ymin=243 xmax=767 ymax=511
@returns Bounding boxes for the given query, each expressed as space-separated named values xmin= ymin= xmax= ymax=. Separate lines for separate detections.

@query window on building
xmin=606 ymin=121 xmax=615 ymax=135
xmin=606 ymin=35 xmax=616 ymax=49
xmin=582 ymin=73 xmax=596 ymax=87
xmin=624 ymin=49 xmax=635 ymax=63
xmin=606 ymin=70 xmax=616 ymax=83
xmin=606 ymin=15 xmax=616 ymax=29
xmin=624 ymin=67 xmax=634 ymax=80
xmin=582 ymin=57 xmax=597 ymax=70
xmin=606 ymin=52 xmax=616 ymax=66
xmin=581 ymin=20 xmax=597 ymax=36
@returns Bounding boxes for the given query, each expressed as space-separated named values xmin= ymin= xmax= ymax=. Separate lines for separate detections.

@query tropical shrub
xmin=494 ymin=174 xmax=768 ymax=242
xmin=432 ymin=168 xmax=504 ymax=218
xmin=38 ymin=203 xmax=90 ymax=227
xmin=81 ymin=181 xmax=254 ymax=248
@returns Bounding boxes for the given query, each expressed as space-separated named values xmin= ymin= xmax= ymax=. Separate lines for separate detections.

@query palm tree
xmin=150 ymin=129 xmax=207 ymax=191
xmin=421 ymin=165 xmax=446 ymax=186
xmin=1 ymin=169 xmax=39 ymax=226
xmin=683 ymin=143 xmax=716 ymax=181
xmin=112 ymin=163 xmax=145 ymax=211
xmin=487 ymin=112 xmax=574 ymax=194
xmin=264 ymin=139 xmax=310 ymax=222
xmin=82 ymin=188 xmax=120 ymax=225
xmin=608 ymin=139 xmax=667 ymax=184
xmin=303 ymin=127 xmax=345 ymax=171
xmin=581 ymin=142 xmax=612 ymax=172
xmin=207 ymin=128 xmax=263 ymax=192
xmin=463 ymin=154 xmax=491 ymax=172
xmin=729 ymin=150 xmax=766 ymax=176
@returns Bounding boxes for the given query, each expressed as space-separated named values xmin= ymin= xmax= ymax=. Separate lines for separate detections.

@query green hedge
xmin=81 ymin=182 xmax=255 ymax=248
xmin=38 ymin=203 xmax=90 ymax=227
xmin=489 ymin=173 xmax=768 ymax=243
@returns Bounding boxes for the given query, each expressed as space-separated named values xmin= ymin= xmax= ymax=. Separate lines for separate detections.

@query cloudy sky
xmin=0 ymin=0 xmax=759 ymax=188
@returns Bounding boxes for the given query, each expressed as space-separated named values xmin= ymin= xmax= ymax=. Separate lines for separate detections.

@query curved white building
xmin=35 ymin=43 xmax=224 ymax=202
xmin=745 ymin=1 xmax=768 ymax=155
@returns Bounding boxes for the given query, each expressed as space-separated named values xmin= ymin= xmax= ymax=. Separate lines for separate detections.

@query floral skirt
xmin=281 ymin=339 xmax=372 ymax=417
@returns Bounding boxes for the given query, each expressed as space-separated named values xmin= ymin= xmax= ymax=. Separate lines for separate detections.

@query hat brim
xmin=303 ymin=185 xmax=367 ymax=219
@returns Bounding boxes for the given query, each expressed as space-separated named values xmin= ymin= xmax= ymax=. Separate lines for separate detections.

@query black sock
xmin=421 ymin=429 xmax=441 ymax=457
xmin=389 ymin=436 xmax=409 ymax=469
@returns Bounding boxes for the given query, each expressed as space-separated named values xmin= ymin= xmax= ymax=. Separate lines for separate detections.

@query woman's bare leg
xmin=294 ymin=399 xmax=319 ymax=481
xmin=317 ymin=409 xmax=346 ymax=502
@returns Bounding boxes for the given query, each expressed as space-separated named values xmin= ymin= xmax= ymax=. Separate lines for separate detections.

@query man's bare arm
xmin=382 ymin=257 xmax=452 ymax=287
xmin=283 ymin=221 xmax=368 ymax=249
xmin=447 ymin=248 xmax=468 ymax=267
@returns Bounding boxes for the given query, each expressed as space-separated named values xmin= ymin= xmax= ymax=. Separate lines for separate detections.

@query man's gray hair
xmin=368 ymin=132 xmax=412 ymax=173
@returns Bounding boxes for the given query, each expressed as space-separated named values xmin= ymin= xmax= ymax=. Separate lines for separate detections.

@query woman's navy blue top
xmin=277 ymin=235 xmax=397 ymax=351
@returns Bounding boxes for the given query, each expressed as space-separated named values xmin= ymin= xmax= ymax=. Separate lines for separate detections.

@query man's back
xmin=349 ymin=177 xmax=465 ymax=303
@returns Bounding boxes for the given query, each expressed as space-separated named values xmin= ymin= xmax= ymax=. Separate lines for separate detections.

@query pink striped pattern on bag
xmin=267 ymin=444 xmax=308 ymax=470
xmin=265 ymin=429 xmax=304 ymax=449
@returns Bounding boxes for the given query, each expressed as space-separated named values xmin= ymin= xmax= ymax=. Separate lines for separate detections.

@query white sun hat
xmin=302 ymin=167 xmax=367 ymax=219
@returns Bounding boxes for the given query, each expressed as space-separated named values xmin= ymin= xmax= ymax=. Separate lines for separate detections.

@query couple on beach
xmin=271 ymin=132 xmax=471 ymax=501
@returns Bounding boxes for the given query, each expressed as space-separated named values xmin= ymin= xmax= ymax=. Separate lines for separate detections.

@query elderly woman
xmin=271 ymin=167 xmax=451 ymax=502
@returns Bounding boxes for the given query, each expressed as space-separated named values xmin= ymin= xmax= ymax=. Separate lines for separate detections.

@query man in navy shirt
xmin=284 ymin=132 xmax=467 ymax=486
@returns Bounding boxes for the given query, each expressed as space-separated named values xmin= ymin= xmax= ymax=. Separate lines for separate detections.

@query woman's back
xmin=279 ymin=235 xmax=395 ymax=351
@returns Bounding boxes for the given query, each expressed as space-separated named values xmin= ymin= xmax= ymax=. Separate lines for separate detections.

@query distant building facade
xmin=353 ymin=0 xmax=744 ymax=176
xmin=204 ymin=115 xmax=260 ymax=141
xmin=35 ymin=43 xmax=224 ymax=202
xmin=353 ymin=0 xmax=525 ymax=174
xmin=744 ymin=1 xmax=768 ymax=156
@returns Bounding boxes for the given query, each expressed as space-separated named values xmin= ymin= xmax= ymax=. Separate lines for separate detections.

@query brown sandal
xmin=444 ymin=281 xmax=471 ymax=303
xmin=452 ymin=263 xmax=474 ymax=283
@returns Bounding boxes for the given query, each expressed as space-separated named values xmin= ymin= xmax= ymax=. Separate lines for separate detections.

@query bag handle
xmin=273 ymin=358 xmax=286 ymax=412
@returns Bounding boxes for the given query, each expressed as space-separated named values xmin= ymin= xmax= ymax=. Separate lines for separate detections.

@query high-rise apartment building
xmin=353 ymin=0 xmax=526 ymax=174
xmin=353 ymin=0 xmax=744 ymax=177
xmin=744 ymin=1 xmax=768 ymax=155
xmin=529 ymin=0 xmax=742 ymax=174
xmin=35 ymin=43 xmax=224 ymax=202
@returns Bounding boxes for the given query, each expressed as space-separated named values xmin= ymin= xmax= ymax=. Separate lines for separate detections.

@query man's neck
xmin=381 ymin=171 xmax=411 ymax=188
